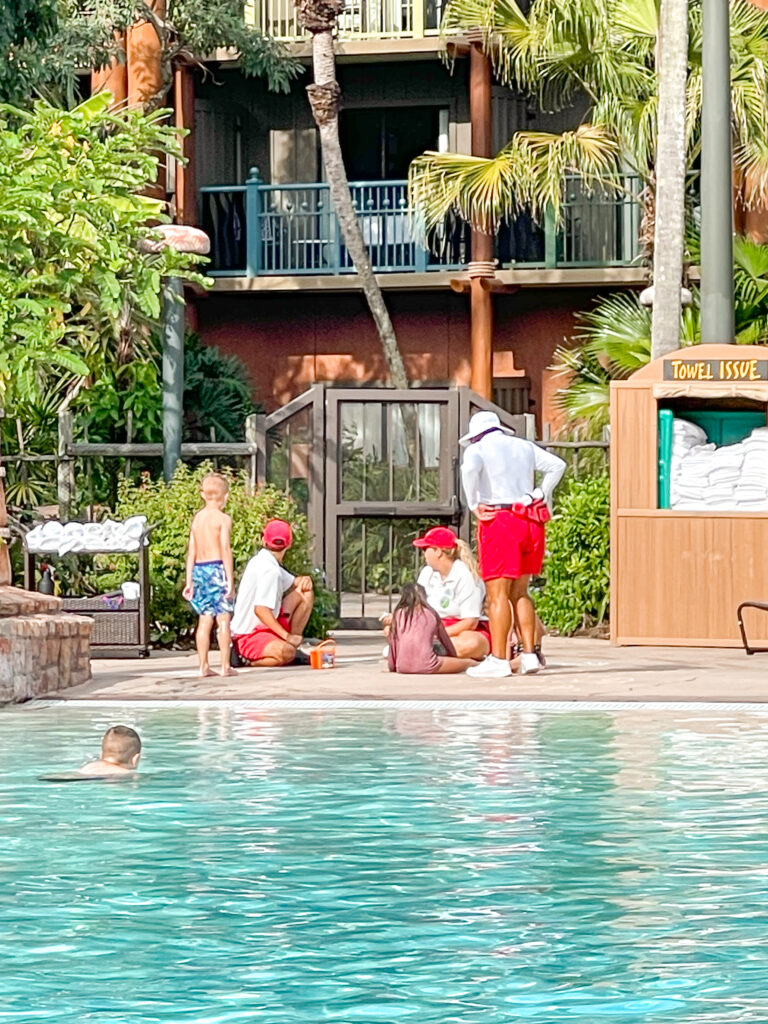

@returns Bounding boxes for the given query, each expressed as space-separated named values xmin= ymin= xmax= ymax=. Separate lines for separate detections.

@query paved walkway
xmin=49 ymin=633 xmax=768 ymax=703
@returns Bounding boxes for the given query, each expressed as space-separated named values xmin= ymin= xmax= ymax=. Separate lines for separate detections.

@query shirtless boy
xmin=183 ymin=473 xmax=236 ymax=677
xmin=80 ymin=725 xmax=141 ymax=776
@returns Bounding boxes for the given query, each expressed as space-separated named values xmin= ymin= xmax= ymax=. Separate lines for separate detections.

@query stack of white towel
xmin=26 ymin=516 xmax=148 ymax=555
xmin=670 ymin=418 xmax=768 ymax=511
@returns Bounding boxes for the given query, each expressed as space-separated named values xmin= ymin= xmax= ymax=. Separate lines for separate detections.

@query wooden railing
xmin=199 ymin=171 xmax=642 ymax=278
xmin=200 ymin=172 xmax=469 ymax=276
xmin=246 ymin=0 xmax=446 ymax=41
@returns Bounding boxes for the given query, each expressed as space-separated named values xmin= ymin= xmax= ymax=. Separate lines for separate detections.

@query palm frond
xmin=409 ymin=123 xmax=620 ymax=234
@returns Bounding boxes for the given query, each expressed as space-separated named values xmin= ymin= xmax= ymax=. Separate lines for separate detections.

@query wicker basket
xmin=61 ymin=596 xmax=141 ymax=647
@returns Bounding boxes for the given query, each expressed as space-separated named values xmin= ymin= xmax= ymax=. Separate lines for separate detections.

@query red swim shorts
xmin=442 ymin=616 xmax=492 ymax=640
xmin=477 ymin=509 xmax=546 ymax=580
xmin=234 ymin=611 xmax=292 ymax=663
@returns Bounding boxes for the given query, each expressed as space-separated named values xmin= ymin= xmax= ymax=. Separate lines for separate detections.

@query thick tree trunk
xmin=305 ymin=28 xmax=409 ymax=389
xmin=650 ymin=0 xmax=689 ymax=360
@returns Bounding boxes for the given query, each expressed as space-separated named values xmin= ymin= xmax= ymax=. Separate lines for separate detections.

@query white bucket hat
xmin=459 ymin=410 xmax=516 ymax=447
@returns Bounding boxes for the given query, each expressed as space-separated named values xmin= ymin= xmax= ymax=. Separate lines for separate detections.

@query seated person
xmin=231 ymin=519 xmax=314 ymax=667
xmin=80 ymin=725 xmax=141 ymax=776
xmin=383 ymin=527 xmax=490 ymax=660
xmin=388 ymin=583 xmax=478 ymax=675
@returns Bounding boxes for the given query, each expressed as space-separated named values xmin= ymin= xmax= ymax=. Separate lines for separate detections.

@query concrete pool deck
xmin=47 ymin=632 xmax=768 ymax=703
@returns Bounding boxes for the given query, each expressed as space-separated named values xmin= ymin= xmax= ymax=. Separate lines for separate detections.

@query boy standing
xmin=183 ymin=473 xmax=236 ymax=677
xmin=231 ymin=519 xmax=314 ymax=667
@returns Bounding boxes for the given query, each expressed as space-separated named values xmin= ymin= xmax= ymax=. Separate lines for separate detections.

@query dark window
xmin=340 ymin=107 xmax=443 ymax=180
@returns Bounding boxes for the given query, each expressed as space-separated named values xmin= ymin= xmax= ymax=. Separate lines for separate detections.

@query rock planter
xmin=0 ymin=587 xmax=92 ymax=703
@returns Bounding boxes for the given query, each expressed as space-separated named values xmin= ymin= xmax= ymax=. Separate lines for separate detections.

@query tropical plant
xmin=182 ymin=333 xmax=257 ymax=442
xmin=297 ymin=0 xmax=410 ymax=389
xmin=409 ymin=0 xmax=768 ymax=241
xmin=553 ymin=236 xmax=768 ymax=435
xmin=86 ymin=462 xmax=337 ymax=644
xmin=0 ymin=91 xmax=207 ymax=418
xmin=1 ymin=1 xmax=299 ymax=110
xmin=534 ymin=473 xmax=610 ymax=635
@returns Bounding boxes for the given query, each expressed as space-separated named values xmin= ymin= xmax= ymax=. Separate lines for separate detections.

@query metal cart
xmin=23 ymin=525 xmax=154 ymax=658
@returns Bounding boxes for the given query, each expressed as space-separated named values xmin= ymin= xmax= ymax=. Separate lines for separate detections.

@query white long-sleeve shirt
xmin=460 ymin=430 xmax=566 ymax=511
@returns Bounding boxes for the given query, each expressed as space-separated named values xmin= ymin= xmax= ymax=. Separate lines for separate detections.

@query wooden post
xmin=469 ymin=38 xmax=494 ymax=399
xmin=174 ymin=66 xmax=197 ymax=225
xmin=57 ymin=410 xmax=75 ymax=522
xmin=162 ymin=277 xmax=185 ymax=482
xmin=245 ymin=413 xmax=260 ymax=495
xmin=0 ymin=406 xmax=11 ymax=586
xmin=127 ymin=1 xmax=166 ymax=195
xmin=91 ymin=35 xmax=128 ymax=105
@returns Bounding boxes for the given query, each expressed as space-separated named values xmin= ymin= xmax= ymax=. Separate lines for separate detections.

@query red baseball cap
xmin=263 ymin=519 xmax=293 ymax=550
xmin=412 ymin=526 xmax=458 ymax=549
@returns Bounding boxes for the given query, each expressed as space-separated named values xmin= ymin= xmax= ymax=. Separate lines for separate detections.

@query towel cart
xmin=23 ymin=524 xmax=154 ymax=658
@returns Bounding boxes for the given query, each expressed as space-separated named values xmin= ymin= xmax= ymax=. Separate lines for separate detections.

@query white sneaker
xmin=466 ymin=655 xmax=513 ymax=678
xmin=518 ymin=652 xmax=542 ymax=675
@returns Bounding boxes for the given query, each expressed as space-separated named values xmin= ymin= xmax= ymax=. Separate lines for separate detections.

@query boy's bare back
xmin=190 ymin=506 xmax=232 ymax=563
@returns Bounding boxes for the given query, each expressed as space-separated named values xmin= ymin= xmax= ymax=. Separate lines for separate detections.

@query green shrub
xmin=87 ymin=462 xmax=337 ymax=645
xmin=534 ymin=474 xmax=610 ymax=636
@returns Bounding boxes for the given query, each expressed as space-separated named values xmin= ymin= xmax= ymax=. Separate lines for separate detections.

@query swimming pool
xmin=3 ymin=702 xmax=768 ymax=1023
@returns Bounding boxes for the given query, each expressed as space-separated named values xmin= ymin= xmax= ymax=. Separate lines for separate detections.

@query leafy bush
xmin=87 ymin=462 xmax=336 ymax=645
xmin=534 ymin=474 xmax=610 ymax=636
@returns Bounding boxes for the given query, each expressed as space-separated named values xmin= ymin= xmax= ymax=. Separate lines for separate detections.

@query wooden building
xmin=611 ymin=345 xmax=768 ymax=647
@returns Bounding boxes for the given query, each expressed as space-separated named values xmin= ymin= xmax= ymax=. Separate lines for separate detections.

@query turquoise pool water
xmin=3 ymin=704 xmax=768 ymax=1022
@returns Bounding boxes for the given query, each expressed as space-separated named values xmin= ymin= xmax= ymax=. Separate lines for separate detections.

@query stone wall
xmin=0 ymin=587 xmax=92 ymax=703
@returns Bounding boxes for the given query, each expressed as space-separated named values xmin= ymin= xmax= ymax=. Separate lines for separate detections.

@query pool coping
xmin=14 ymin=698 xmax=768 ymax=712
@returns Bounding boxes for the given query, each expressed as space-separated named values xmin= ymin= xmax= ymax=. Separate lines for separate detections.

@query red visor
xmin=412 ymin=526 xmax=458 ymax=549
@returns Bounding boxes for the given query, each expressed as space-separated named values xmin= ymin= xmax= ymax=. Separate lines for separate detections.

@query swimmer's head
xmin=101 ymin=726 xmax=142 ymax=769
xmin=201 ymin=473 xmax=229 ymax=507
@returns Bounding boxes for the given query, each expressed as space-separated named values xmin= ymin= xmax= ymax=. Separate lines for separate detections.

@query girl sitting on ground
xmin=387 ymin=583 xmax=479 ymax=675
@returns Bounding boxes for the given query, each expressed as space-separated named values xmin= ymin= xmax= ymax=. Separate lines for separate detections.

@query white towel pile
xmin=670 ymin=418 xmax=768 ymax=511
xmin=26 ymin=516 xmax=148 ymax=555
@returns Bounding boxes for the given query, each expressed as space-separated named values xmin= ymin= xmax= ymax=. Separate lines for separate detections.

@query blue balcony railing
xmin=200 ymin=171 xmax=642 ymax=277
xmin=201 ymin=172 xmax=468 ymax=277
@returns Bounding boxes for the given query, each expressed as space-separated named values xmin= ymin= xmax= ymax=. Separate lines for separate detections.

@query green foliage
xmin=183 ymin=333 xmax=257 ymax=442
xmin=411 ymin=0 xmax=768 ymax=233
xmin=554 ymin=235 xmax=768 ymax=436
xmin=0 ymin=92 xmax=207 ymax=414
xmin=6 ymin=1 xmax=301 ymax=111
xmin=87 ymin=462 xmax=336 ymax=644
xmin=534 ymin=474 xmax=610 ymax=635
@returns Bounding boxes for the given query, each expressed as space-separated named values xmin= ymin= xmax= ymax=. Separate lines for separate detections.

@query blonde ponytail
xmin=452 ymin=539 xmax=481 ymax=583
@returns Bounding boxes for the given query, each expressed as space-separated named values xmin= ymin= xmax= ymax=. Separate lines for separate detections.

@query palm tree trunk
xmin=650 ymin=0 xmax=689 ymax=360
xmin=299 ymin=1 xmax=408 ymax=389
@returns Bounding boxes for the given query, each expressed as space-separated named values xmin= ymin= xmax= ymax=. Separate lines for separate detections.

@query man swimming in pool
xmin=80 ymin=725 xmax=142 ymax=776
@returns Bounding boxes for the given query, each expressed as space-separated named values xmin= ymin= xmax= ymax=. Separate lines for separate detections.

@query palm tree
xmin=408 ymin=0 xmax=768 ymax=241
xmin=553 ymin=236 xmax=768 ymax=436
xmin=650 ymin=0 xmax=689 ymax=359
xmin=297 ymin=0 xmax=409 ymax=390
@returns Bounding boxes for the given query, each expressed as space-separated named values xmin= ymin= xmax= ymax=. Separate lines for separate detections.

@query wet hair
xmin=447 ymin=539 xmax=481 ymax=584
xmin=390 ymin=582 xmax=435 ymax=640
xmin=101 ymin=725 xmax=141 ymax=766
xmin=201 ymin=473 xmax=229 ymax=500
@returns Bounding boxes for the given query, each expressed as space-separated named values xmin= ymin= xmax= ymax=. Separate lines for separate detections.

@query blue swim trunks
xmin=190 ymin=561 xmax=233 ymax=617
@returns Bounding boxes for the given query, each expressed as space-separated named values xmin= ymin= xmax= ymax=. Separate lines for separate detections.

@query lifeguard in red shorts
xmin=460 ymin=411 xmax=565 ymax=677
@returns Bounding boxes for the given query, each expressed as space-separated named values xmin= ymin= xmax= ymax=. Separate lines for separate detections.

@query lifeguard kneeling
xmin=460 ymin=412 xmax=565 ymax=677
xmin=231 ymin=519 xmax=314 ymax=667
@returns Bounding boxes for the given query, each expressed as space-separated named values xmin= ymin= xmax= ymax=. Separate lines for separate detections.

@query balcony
xmin=246 ymin=0 xmax=446 ymax=41
xmin=200 ymin=173 xmax=642 ymax=279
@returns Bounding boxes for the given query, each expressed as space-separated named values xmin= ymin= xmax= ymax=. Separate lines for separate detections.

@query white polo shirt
xmin=231 ymin=549 xmax=295 ymax=636
xmin=461 ymin=430 xmax=565 ymax=510
xmin=417 ymin=560 xmax=485 ymax=620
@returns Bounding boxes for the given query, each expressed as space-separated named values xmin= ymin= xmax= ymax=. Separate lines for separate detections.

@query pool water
xmin=3 ymin=704 xmax=768 ymax=1023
